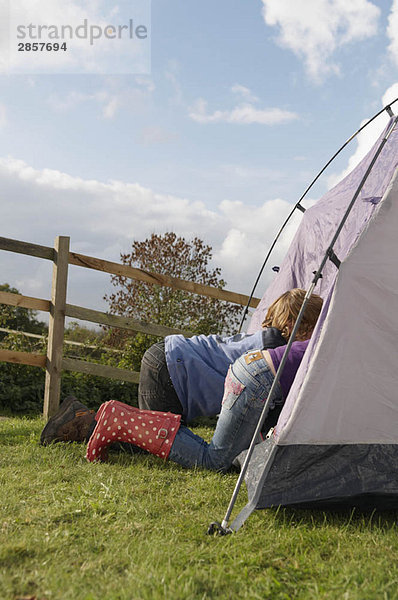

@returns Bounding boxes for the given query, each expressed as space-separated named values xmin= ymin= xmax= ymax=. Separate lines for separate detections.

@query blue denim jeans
xmin=168 ymin=350 xmax=283 ymax=472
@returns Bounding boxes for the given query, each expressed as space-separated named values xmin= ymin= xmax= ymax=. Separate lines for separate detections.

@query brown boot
xmin=86 ymin=400 xmax=181 ymax=462
xmin=40 ymin=396 xmax=96 ymax=445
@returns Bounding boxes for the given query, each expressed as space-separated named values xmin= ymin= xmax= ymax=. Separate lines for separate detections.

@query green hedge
xmin=0 ymin=361 xmax=138 ymax=414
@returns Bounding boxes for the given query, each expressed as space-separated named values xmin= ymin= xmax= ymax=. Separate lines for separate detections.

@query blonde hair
xmin=262 ymin=288 xmax=323 ymax=341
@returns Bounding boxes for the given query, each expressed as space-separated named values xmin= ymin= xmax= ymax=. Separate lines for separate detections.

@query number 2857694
xmin=18 ymin=42 xmax=67 ymax=51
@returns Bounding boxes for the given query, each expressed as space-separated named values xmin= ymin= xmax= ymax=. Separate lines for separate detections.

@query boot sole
xmin=40 ymin=396 xmax=79 ymax=445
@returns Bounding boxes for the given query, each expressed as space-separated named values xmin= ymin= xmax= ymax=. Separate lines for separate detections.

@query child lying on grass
xmin=85 ymin=338 xmax=311 ymax=471
xmin=41 ymin=290 xmax=322 ymax=472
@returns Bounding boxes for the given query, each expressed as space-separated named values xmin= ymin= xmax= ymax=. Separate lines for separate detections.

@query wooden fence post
xmin=43 ymin=236 xmax=70 ymax=419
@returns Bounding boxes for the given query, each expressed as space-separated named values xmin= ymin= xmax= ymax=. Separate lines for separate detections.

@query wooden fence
xmin=0 ymin=235 xmax=260 ymax=419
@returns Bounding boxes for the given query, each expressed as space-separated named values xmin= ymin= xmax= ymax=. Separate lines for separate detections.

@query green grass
xmin=1 ymin=415 xmax=398 ymax=600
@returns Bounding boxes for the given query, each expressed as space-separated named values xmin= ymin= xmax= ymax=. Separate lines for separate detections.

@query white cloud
xmin=2 ymin=0 xmax=150 ymax=75
xmin=189 ymin=84 xmax=298 ymax=126
xmin=327 ymin=84 xmax=398 ymax=188
xmin=261 ymin=0 xmax=380 ymax=82
xmin=231 ymin=84 xmax=259 ymax=103
xmin=102 ymin=96 xmax=119 ymax=119
xmin=189 ymin=98 xmax=298 ymax=125
xmin=382 ymin=82 xmax=398 ymax=111
xmin=0 ymin=156 xmax=299 ymax=310
xmin=214 ymin=199 xmax=303 ymax=292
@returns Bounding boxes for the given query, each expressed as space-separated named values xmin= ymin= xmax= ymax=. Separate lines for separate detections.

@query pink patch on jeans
xmin=224 ymin=371 xmax=244 ymax=396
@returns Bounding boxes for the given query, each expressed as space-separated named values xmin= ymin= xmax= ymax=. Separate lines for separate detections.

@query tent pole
xmin=238 ymin=99 xmax=398 ymax=332
xmin=209 ymin=116 xmax=398 ymax=535
xmin=238 ymin=203 xmax=303 ymax=332
xmin=208 ymin=283 xmax=318 ymax=535
xmin=312 ymin=115 xmax=398 ymax=282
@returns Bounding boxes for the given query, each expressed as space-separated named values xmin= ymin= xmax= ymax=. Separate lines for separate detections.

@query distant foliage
xmin=0 ymin=231 xmax=243 ymax=414
xmin=64 ymin=321 xmax=104 ymax=345
xmin=0 ymin=358 xmax=137 ymax=414
xmin=0 ymin=284 xmax=46 ymax=411
xmin=105 ymin=232 xmax=241 ymax=344
xmin=0 ymin=284 xmax=47 ymax=339
xmin=0 ymin=285 xmax=137 ymax=413
xmin=0 ymin=363 xmax=46 ymax=414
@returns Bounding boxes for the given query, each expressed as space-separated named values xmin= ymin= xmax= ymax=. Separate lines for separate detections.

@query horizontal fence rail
xmin=0 ymin=235 xmax=261 ymax=418
xmin=0 ymin=349 xmax=47 ymax=368
xmin=0 ymin=290 xmax=50 ymax=312
xmin=61 ymin=357 xmax=140 ymax=384
xmin=65 ymin=304 xmax=194 ymax=338
xmin=0 ymin=327 xmax=120 ymax=352
xmin=0 ymin=236 xmax=260 ymax=308
xmin=0 ymin=289 xmax=190 ymax=392
xmin=0 ymin=290 xmax=193 ymax=336
xmin=0 ymin=237 xmax=54 ymax=261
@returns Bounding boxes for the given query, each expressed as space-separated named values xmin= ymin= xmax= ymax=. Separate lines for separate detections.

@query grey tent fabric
xmin=236 ymin=441 xmax=398 ymax=511
xmin=278 ymin=164 xmax=398 ymax=446
xmin=234 ymin=117 xmax=398 ymax=522
xmin=248 ymin=118 xmax=398 ymax=335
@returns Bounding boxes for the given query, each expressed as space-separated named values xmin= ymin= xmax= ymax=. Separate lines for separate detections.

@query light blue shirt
xmin=165 ymin=328 xmax=285 ymax=422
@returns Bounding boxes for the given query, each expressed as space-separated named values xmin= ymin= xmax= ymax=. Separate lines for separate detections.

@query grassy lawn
xmin=1 ymin=415 xmax=398 ymax=600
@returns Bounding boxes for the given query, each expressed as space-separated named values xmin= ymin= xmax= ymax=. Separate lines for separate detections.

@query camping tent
xmin=230 ymin=115 xmax=398 ymax=531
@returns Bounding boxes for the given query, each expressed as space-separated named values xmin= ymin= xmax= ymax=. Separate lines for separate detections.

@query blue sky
xmin=1 ymin=0 xmax=398 ymax=320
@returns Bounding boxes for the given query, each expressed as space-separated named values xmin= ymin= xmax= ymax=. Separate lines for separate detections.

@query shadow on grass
xmin=268 ymin=504 xmax=398 ymax=531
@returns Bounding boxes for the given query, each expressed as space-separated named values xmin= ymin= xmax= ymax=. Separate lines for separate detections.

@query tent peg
xmin=207 ymin=521 xmax=233 ymax=536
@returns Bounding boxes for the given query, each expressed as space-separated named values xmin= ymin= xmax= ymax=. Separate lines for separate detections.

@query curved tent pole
xmin=238 ymin=98 xmax=398 ymax=332
xmin=209 ymin=114 xmax=398 ymax=536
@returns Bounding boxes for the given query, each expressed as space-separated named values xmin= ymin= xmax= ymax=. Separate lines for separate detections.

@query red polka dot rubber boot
xmin=86 ymin=400 xmax=181 ymax=462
